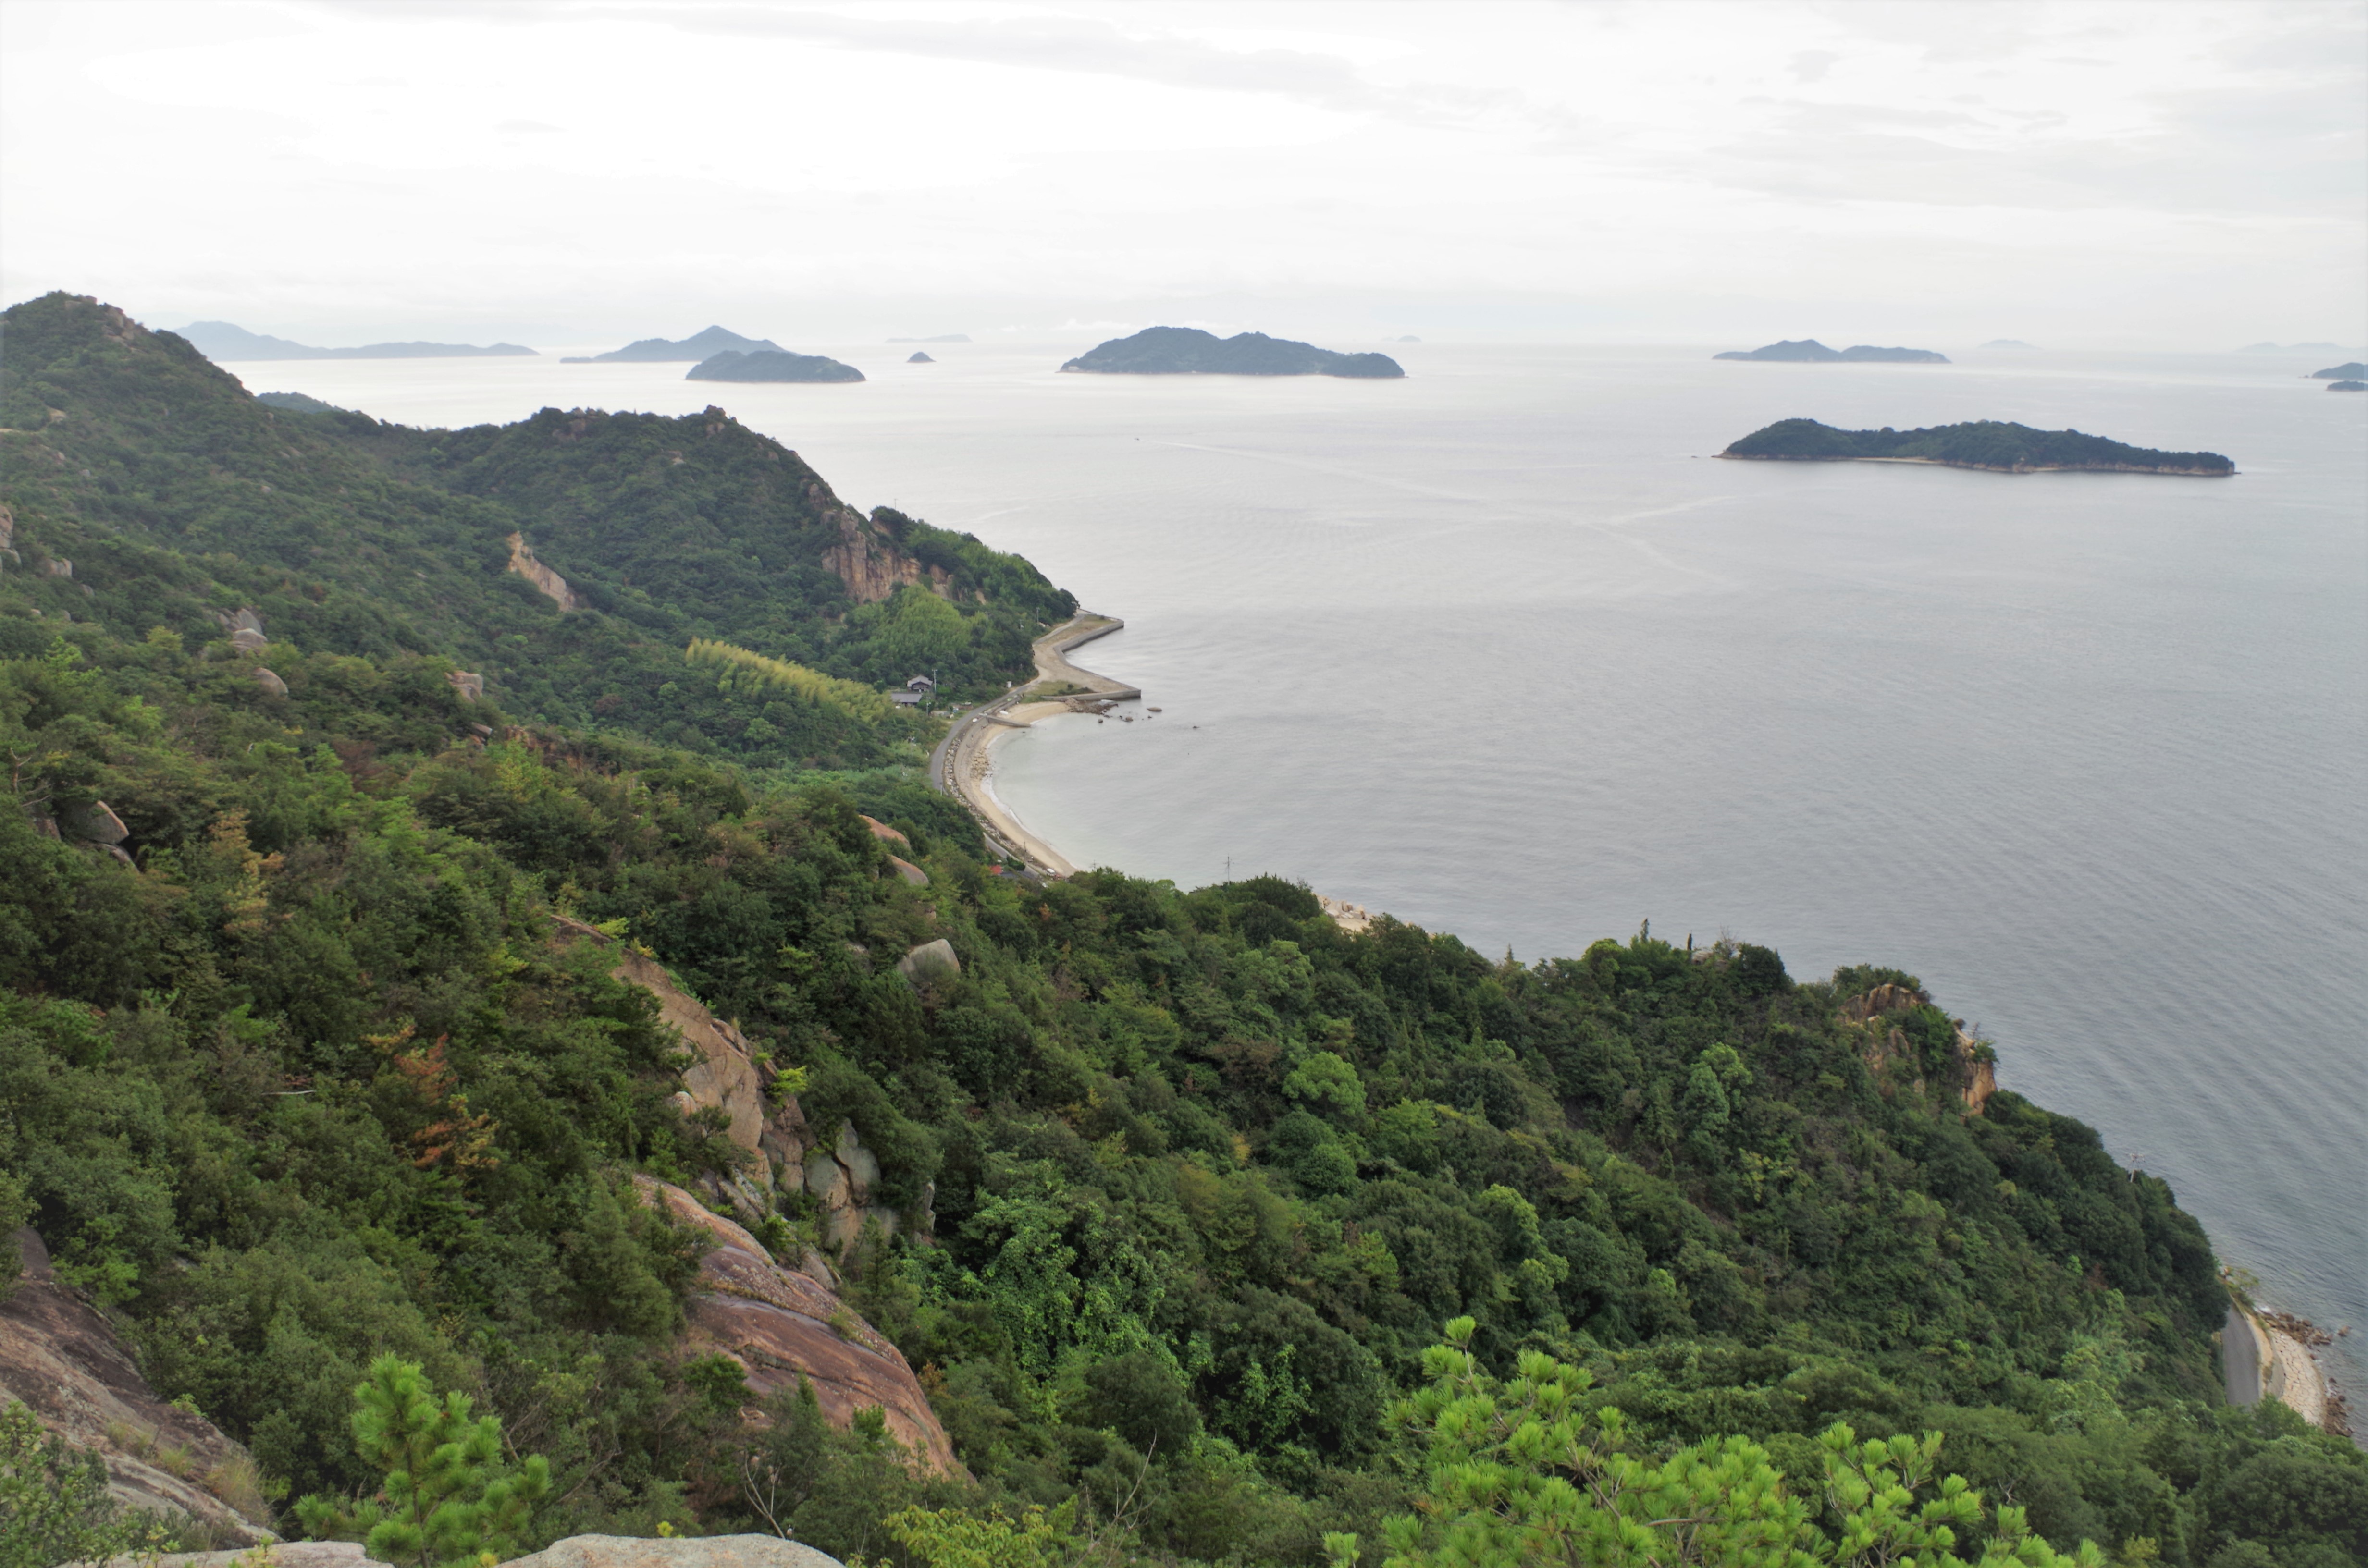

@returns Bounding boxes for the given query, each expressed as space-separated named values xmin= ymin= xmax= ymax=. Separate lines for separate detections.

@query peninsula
xmin=1715 ymin=339 xmax=1949 ymax=363
xmin=1061 ymin=326 xmax=1404 ymax=378
xmin=2309 ymin=361 xmax=2366 ymax=380
xmin=685 ymin=348 xmax=865 ymax=383
xmin=562 ymin=325 xmax=781 ymax=363
xmin=1720 ymin=417 xmax=2234 ymax=475
xmin=173 ymin=321 xmax=535 ymax=361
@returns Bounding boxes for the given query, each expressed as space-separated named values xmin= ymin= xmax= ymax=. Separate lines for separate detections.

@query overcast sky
xmin=1 ymin=0 xmax=2361 ymax=348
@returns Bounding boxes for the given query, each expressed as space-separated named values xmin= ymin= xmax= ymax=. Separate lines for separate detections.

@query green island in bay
xmin=1722 ymin=418 xmax=2235 ymax=475
xmin=2 ymin=293 xmax=2356 ymax=1568
xmin=1061 ymin=326 xmax=1405 ymax=378
xmin=686 ymin=348 xmax=866 ymax=383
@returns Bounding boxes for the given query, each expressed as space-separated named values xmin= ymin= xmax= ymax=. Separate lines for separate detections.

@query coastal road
xmin=929 ymin=614 xmax=1135 ymax=877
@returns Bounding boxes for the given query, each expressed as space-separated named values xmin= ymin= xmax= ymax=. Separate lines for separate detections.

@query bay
xmin=255 ymin=337 xmax=2368 ymax=1413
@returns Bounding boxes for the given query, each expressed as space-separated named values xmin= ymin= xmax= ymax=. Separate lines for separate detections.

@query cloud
xmin=316 ymin=0 xmax=1505 ymax=125
xmin=1789 ymin=49 xmax=1840 ymax=83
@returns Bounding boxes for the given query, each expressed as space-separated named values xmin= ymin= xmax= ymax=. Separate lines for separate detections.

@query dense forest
xmin=3 ymin=294 xmax=2362 ymax=1568
xmin=1720 ymin=419 xmax=2234 ymax=475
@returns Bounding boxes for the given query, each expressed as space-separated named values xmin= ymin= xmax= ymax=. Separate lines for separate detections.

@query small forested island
xmin=562 ymin=325 xmax=782 ymax=364
xmin=5 ymin=292 xmax=2359 ymax=1568
xmin=1723 ymin=417 xmax=2234 ymax=475
xmin=907 ymin=351 xmax=934 ymax=364
xmin=174 ymin=321 xmax=535 ymax=361
xmin=685 ymin=348 xmax=865 ymax=383
xmin=2329 ymin=380 xmax=2367 ymax=392
xmin=1062 ymin=325 xmax=1405 ymax=378
xmin=1715 ymin=339 xmax=1949 ymax=363
xmin=2309 ymin=361 xmax=2366 ymax=380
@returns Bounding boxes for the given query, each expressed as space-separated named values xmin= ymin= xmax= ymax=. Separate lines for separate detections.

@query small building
xmin=890 ymin=690 xmax=923 ymax=707
xmin=905 ymin=674 xmax=938 ymax=694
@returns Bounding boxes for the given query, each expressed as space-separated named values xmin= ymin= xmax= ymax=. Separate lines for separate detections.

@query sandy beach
xmin=2225 ymin=1293 xmax=2340 ymax=1433
xmin=928 ymin=614 xmax=1138 ymax=877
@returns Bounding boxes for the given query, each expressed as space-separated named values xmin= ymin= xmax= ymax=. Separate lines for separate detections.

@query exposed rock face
xmin=1843 ymin=985 xmax=1995 ymax=1114
xmin=554 ymin=919 xmax=768 ymax=1186
xmin=885 ymin=855 xmax=928 ymax=887
xmin=636 ymin=1183 xmax=959 ymax=1477
xmin=251 ymin=668 xmax=288 ymax=698
xmin=447 ymin=669 xmax=486 ymax=701
xmin=107 ymin=1547 xmax=365 ymax=1568
xmin=506 ymin=532 xmax=580 ymax=610
xmin=0 ymin=501 xmax=14 ymax=550
xmin=62 ymin=800 xmax=130 ymax=845
xmin=0 ymin=1228 xmax=271 ymax=1544
xmin=896 ymin=940 xmax=959 ymax=986
xmin=43 ymin=558 xmax=73 ymax=578
xmin=819 ymin=506 xmax=951 ymax=605
xmin=856 ymin=815 xmax=909 ymax=848
xmin=505 ymin=1535 xmax=844 ymax=1568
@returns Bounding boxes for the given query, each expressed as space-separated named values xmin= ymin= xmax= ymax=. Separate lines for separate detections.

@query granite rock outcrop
xmin=505 ymin=1535 xmax=844 ymax=1568
xmin=1 ymin=1228 xmax=272 ymax=1544
xmin=636 ymin=1181 xmax=959 ymax=1476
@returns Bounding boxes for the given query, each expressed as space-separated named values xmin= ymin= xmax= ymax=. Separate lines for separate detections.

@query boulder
xmin=635 ymin=1182 xmax=960 ymax=1477
xmin=251 ymin=668 xmax=288 ymax=698
xmin=895 ymin=940 xmax=958 ymax=985
xmin=856 ymin=815 xmax=909 ymax=848
xmin=505 ymin=1535 xmax=843 ymax=1568
xmin=446 ymin=670 xmax=486 ymax=701
xmin=228 ymin=628 xmax=268 ymax=652
xmin=885 ymin=855 xmax=928 ymax=887
xmin=62 ymin=800 xmax=129 ymax=845
xmin=1 ymin=1229 xmax=272 ymax=1544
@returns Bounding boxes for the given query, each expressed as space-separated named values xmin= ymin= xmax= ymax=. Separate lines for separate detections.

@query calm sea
xmin=253 ymin=338 xmax=2368 ymax=1409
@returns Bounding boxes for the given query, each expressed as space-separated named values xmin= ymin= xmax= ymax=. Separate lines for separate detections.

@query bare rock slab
xmin=506 ymin=1536 xmax=844 ymax=1568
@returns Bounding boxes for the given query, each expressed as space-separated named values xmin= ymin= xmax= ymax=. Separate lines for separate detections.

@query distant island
xmin=1721 ymin=418 xmax=2233 ymax=475
xmin=888 ymin=334 xmax=970 ymax=343
xmin=1062 ymin=326 xmax=1403 ymax=378
xmin=1979 ymin=339 xmax=2039 ymax=350
xmin=1393 ymin=335 xmax=1422 ymax=343
xmin=907 ymin=352 xmax=934 ymax=364
xmin=254 ymin=391 xmax=349 ymax=415
xmin=563 ymin=326 xmax=781 ymax=364
xmin=2329 ymin=380 xmax=2366 ymax=393
xmin=2308 ymin=361 xmax=2366 ymax=380
xmin=685 ymin=349 xmax=864 ymax=383
xmin=2240 ymin=341 xmax=2351 ymax=354
xmin=1715 ymin=339 xmax=1949 ymax=364
xmin=174 ymin=321 xmax=535 ymax=362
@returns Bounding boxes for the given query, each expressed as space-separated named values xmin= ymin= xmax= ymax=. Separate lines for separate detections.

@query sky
xmin=0 ymin=0 xmax=2362 ymax=349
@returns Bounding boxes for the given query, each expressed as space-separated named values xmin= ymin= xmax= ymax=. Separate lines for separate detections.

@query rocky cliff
xmin=506 ymin=532 xmax=580 ymax=610
xmin=1843 ymin=982 xmax=1997 ymax=1114
xmin=817 ymin=504 xmax=952 ymax=605
xmin=0 ymin=1228 xmax=273 ymax=1544
xmin=635 ymin=1182 xmax=960 ymax=1476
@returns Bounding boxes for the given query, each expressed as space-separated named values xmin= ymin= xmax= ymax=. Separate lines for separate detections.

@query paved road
xmin=927 ymin=614 xmax=1130 ymax=875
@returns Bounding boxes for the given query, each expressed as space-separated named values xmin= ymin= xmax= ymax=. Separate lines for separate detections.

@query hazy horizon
xmin=3 ymin=0 xmax=2363 ymax=353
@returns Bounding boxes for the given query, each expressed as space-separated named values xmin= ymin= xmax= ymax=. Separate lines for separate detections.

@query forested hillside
xmin=3 ymin=295 xmax=2361 ymax=1568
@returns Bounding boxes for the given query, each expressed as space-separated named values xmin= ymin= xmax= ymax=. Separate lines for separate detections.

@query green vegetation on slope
xmin=0 ymin=292 xmax=1070 ymax=772
xmin=2 ymin=293 xmax=2361 ymax=1568
xmin=1721 ymin=419 xmax=2234 ymax=474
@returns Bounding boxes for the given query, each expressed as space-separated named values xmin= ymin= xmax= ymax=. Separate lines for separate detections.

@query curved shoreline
xmin=2224 ymin=1291 xmax=2344 ymax=1435
xmin=928 ymin=614 xmax=1137 ymax=877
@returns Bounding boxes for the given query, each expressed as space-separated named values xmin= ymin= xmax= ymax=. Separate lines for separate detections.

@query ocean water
xmin=252 ymin=338 xmax=2368 ymax=1410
